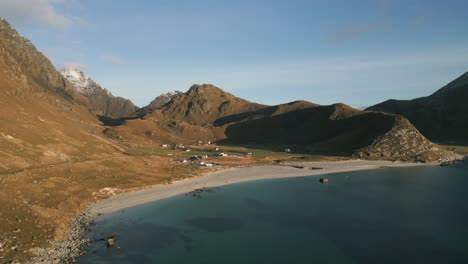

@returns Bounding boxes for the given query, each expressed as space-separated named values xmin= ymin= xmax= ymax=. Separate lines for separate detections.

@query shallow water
xmin=78 ymin=161 xmax=468 ymax=264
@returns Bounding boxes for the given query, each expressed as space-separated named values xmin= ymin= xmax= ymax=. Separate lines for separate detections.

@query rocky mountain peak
xmin=135 ymin=90 xmax=183 ymax=116
xmin=151 ymin=90 xmax=183 ymax=105
xmin=159 ymin=84 xmax=265 ymax=125
xmin=60 ymin=67 xmax=110 ymax=96
xmin=0 ymin=17 xmax=78 ymax=101
xmin=59 ymin=67 xmax=137 ymax=118
xmin=187 ymin=84 xmax=225 ymax=95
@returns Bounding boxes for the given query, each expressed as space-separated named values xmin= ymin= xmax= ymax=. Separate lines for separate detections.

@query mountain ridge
xmin=60 ymin=67 xmax=138 ymax=119
xmin=137 ymin=90 xmax=183 ymax=116
xmin=367 ymin=71 xmax=468 ymax=143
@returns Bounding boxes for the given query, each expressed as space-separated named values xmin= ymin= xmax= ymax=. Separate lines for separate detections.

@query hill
xmin=218 ymin=102 xmax=452 ymax=160
xmin=159 ymin=84 xmax=266 ymax=125
xmin=367 ymin=72 xmax=468 ymax=144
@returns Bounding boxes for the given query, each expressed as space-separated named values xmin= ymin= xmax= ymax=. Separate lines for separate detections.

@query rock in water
xmin=107 ymin=238 xmax=115 ymax=248
xmin=319 ymin=178 xmax=329 ymax=183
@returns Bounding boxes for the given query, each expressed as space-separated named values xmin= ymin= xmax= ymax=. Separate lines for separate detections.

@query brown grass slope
xmin=0 ymin=17 xmax=122 ymax=171
xmin=0 ymin=18 xmax=201 ymax=263
xmin=367 ymin=72 xmax=468 ymax=144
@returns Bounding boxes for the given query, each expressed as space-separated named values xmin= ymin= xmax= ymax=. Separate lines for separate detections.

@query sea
xmin=78 ymin=161 xmax=468 ymax=264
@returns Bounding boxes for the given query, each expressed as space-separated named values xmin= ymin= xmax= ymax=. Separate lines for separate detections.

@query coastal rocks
xmin=356 ymin=116 xmax=464 ymax=163
xmin=310 ymin=167 xmax=323 ymax=170
xmin=187 ymin=187 xmax=216 ymax=199
xmin=26 ymin=211 xmax=92 ymax=264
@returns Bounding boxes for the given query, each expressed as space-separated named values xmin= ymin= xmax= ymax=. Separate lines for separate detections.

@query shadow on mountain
xmin=216 ymin=105 xmax=396 ymax=156
xmin=214 ymin=101 xmax=319 ymax=127
xmin=97 ymin=115 xmax=140 ymax=126
xmin=367 ymin=71 xmax=468 ymax=144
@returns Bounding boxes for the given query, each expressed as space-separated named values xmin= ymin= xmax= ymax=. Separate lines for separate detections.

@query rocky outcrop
xmin=0 ymin=17 xmax=83 ymax=103
xmin=137 ymin=90 xmax=183 ymax=116
xmin=26 ymin=211 xmax=92 ymax=264
xmin=60 ymin=67 xmax=138 ymax=118
xmin=356 ymin=115 xmax=463 ymax=162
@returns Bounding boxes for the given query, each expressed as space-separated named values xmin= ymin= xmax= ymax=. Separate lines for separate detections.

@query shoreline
xmin=89 ymin=159 xmax=435 ymax=218
xmin=27 ymin=159 xmax=436 ymax=264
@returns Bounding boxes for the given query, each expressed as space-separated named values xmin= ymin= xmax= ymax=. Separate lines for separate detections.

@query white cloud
xmin=99 ymin=55 xmax=124 ymax=65
xmin=0 ymin=0 xmax=79 ymax=29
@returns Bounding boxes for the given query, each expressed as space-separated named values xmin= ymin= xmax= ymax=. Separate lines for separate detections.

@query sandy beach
xmin=89 ymin=160 xmax=434 ymax=217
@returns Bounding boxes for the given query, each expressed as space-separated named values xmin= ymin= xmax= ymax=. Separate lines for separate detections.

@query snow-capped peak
xmin=60 ymin=67 xmax=92 ymax=93
xmin=166 ymin=90 xmax=183 ymax=97
xmin=157 ymin=90 xmax=183 ymax=101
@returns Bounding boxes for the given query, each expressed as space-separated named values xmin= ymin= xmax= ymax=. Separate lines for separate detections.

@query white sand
xmin=89 ymin=160 xmax=434 ymax=217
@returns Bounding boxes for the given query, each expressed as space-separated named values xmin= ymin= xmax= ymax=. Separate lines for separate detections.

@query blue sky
xmin=1 ymin=0 xmax=468 ymax=107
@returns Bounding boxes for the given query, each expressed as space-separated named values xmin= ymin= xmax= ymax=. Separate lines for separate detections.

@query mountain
xmin=60 ymin=67 xmax=138 ymax=118
xmin=217 ymin=102 xmax=450 ymax=160
xmin=367 ymin=72 xmax=468 ymax=144
xmin=158 ymin=84 xmax=266 ymax=125
xmin=0 ymin=18 xmax=158 ymax=262
xmin=107 ymin=84 xmax=264 ymax=144
xmin=0 ymin=17 xmax=122 ymax=171
xmin=109 ymin=84 xmax=458 ymax=162
xmin=137 ymin=90 xmax=183 ymax=116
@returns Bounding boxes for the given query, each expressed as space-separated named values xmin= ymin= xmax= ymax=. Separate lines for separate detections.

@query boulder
xmin=106 ymin=238 xmax=115 ymax=248
xmin=319 ymin=178 xmax=329 ymax=183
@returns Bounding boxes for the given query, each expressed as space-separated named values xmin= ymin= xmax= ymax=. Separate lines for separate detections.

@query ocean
xmin=78 ymin=161 xmax=468 ymax=264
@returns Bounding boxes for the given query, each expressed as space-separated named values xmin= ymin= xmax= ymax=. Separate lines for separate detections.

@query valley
xmin=0 ymin=15 xmax=466 ymax=263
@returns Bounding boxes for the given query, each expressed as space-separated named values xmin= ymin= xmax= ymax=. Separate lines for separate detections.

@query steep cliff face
xmin=0 ymin=17 xmax=119 ymax=171
xmin=0 ymin=17 xmax=85 ymax=103
xmin=60 ymin=67 xmax=138 ymax=118
xmin=367 ymin=72 xmax=468 ymax=144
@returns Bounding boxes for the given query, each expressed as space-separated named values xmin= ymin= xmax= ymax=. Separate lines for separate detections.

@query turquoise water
xmin=78 ymin=161 xmax=468 ymax=264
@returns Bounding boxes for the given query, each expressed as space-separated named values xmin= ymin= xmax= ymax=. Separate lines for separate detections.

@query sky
xmin=1 ymin=0 xmax=468 ymax=108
